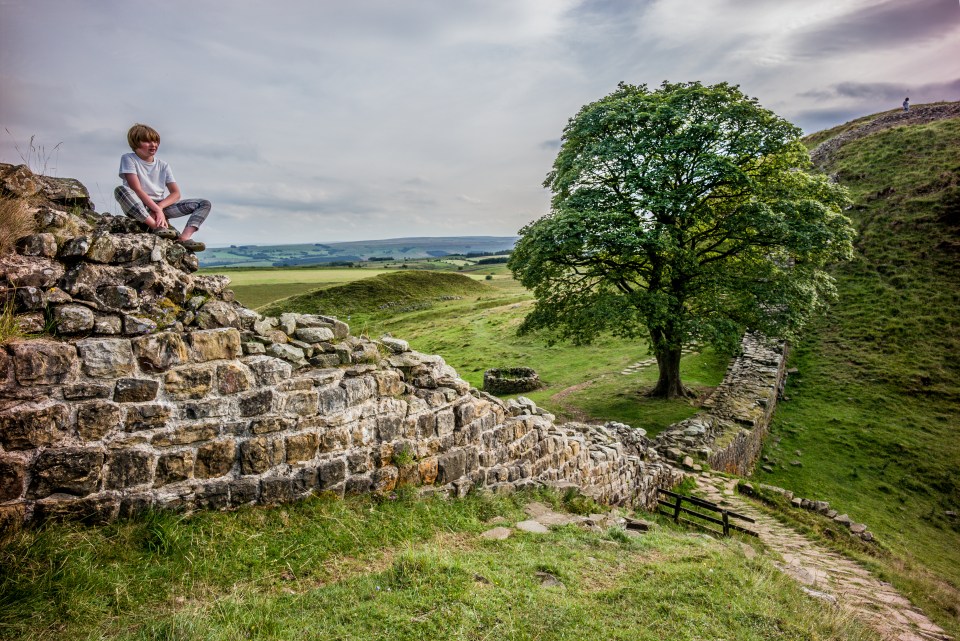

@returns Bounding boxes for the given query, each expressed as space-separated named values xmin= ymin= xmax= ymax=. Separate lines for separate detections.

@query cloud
xmin=800 ymin=77 xmax=960 ymax=102
xmin=789 ymin=0 xmax=960 ymax=58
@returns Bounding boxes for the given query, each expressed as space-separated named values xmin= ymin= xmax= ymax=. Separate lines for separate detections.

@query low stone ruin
xmin=0 ymin=167 xmax=793 ymax=532
xmin=482 ymin=367 xmax=542 ymax=395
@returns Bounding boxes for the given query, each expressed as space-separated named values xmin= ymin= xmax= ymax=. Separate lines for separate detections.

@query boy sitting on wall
xmin=114 ymin=123 xmax=210 ymax=251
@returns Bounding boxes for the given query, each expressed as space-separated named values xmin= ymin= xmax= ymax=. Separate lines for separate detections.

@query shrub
xmin=0 ymin=197 xmax=35 ymax=255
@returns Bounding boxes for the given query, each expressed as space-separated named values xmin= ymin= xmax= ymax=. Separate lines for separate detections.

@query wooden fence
xmin=657 ymin=488 xmax=758 ymax=537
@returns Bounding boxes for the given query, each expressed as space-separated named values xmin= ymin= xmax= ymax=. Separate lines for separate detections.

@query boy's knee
xmin=199 ymin=199 xmax=211 ymax=211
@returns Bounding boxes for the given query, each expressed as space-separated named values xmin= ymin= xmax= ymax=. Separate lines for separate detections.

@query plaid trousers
xmin=114 ymin=184 xmax=211 ymax=230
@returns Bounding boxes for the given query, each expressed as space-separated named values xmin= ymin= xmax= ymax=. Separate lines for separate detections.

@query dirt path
xmin=695 ymin=473 xmax=952 ymax=641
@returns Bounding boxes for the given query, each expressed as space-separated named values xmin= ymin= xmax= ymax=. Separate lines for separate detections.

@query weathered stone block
xmin=419 ymin=457 xmax=439 ymax=485
xmin=372 ymin=465 xmax=398 ymax=493
xmin=343 ymin=377 xmax=376 ymax=406
xmin=15 ymin=286 xmax=45 ymax=311
xmin=189 ymin=328 xmax=242 ymax=362
xmin=194 ymin=300 xmax=242 ymax=330
xmin=0 ymin=403 xmax=70 ymax=450
xmin=372 ymin=370 xmax=405 ymax=396
xmin=107 ymin=450 xmax=154 ymax=489
xmin=93 ymin=314 xmax=123 ymax=335
xmin=151 ymin=423 xmax=217 ymax=449
xmin=114 ymin=378 xmax=159 ymax=403
xmin=319 ymin=459 xmax=347 ymax=489
xmin=0 ymin=456 xmax=26 ymax=501
xmin=240 ymin=436 xmax=284 ymax=474
xmin=437 ymin=450 xmax=467 ymax=485
xmin=454 ymin=402 xmax=476 ymax=428
xmin=62 ymin=383 xmax=112 ymax=400
xmin=10 ymin=341 xmax=76 ymax=385
xmin=238 ymin=389 xmax=275 ymax=417
xmin=294 ymin=327 xmax=334 ymax=343
xmin=28 ymin=447 xmax=105 ymax=498
xmin=345 ymin=475 xmax=372 ymax=494
xmin=285 ymin=433 xmax=319 ymax=464
xmin=155 ymin=450 xmax=195 ymax=486
xmin=194 ymin=439 xmax=236 ymax=478
xmin=97 ymin=285 xmax=139 ymax=310
xmin=126 ymin=404 xmax=172 ymax=432
xmin=0 ymin=504 xmax=26 ymax=533
xmin=16 ymin=233 xmax=57 ymax=257
xmin=194 ymin=482 xmax=230 ymax=510
xmin=347 ymin=450 xmax=371 ymax=473
xmin=123 ymin=315 xmax=157 ymax=335
xmin=33 ymin=495 xmax=119 ymax=525
xmin=250 ymin=416 xmax=293 ymax=435
xmin=320 ymin=426 xmax=350 ymax=452
xmin=228 ymin=478 xmax=260 ymax=505
xmin=260 ymin=476 xmax=295 ymax=503
xmin=132 ymin=332 xmax=189 ymax=372
xmin=118 ymin=494 xmax=154 ymax=519
xmin=243 ymin=355 xmax=292 ymax=386
xmin=182 ymin=398 xmax=232 ymax=420
xmin=164 ymin=365 xmax=214 ymax=399
xmin=284 ymin=390 xmax=319 ymax=417
xmin=76 ymin=338 xmax=135 ymax=378
xmin=437 ymin=409 xmax=455 ymax=438
xmin=217 ymin=362 xmax=252 ymax=395
xmin=376 ymin=414 xmax=403 ymax=441
xmin=318 ymin=385 xmax=347 ymax=414
xmin=76 ymin=400 xmax=122 ymax=440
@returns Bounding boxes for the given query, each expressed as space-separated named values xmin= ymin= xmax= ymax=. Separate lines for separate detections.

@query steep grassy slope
xmin=759 ymin=108 xmax=960 ymax=632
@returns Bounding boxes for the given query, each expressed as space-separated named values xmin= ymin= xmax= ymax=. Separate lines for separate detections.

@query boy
xmin=114 ymin=123 xmax=210 ymax=251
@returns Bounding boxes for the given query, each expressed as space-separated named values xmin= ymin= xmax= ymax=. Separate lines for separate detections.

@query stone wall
xmin=0 ymin=174 xmax=681 ymax=530
xmin=0 ymin=167 xmax=785 ymax=531
xmin=0 ymin=323 xmax=680 ymax=530
xmin=654 ymin=333 xmax=787 ymax=475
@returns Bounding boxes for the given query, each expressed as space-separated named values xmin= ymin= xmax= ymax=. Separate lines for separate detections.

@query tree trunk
xmin=648 ymin=347 xmax=693 ymax=399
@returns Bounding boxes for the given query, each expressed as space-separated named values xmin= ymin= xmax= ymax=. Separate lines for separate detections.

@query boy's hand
xmin=150 ymin=207 xmax=168 ymax=228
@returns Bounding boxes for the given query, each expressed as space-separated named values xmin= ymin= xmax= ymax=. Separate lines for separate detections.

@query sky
xmin=1 ymin=0 xmax=958 ymax=246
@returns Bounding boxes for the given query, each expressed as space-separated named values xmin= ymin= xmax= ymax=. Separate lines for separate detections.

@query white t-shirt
xmin=119 ymin=153 xmax=176 ymax=200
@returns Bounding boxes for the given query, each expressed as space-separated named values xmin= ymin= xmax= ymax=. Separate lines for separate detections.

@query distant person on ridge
xmin=114 ymin=123 xmax=210 ymax=251
xmin=903 ymin=97 xmax=910 ymax=112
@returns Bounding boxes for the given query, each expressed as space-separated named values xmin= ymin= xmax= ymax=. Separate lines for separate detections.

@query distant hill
xmin=200 ymin=236 xmax=518 ymax=268
xmin=259 ymin=270 xmax=490 ymax=319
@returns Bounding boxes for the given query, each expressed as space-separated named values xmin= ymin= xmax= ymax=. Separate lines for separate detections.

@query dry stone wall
xmin=654 ymin=333 xmax=787 ymax=475
xmin=0 ymin=170 xmax=681 ymax=530
xmin=0 ymin=167 xmax=786 ymax=531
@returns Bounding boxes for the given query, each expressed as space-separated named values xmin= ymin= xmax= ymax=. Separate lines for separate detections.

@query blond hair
xmin=127 ymin=123 xmax=160 ymax=150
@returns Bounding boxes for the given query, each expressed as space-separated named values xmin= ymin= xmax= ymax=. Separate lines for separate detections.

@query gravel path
xmin=695 ymin=473 xmax=952 ymax=641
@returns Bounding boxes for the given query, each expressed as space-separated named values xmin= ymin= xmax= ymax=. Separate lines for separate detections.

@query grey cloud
xmin=789 ymin=0 xmax=960 ymax=57
xmin=539 ymin=139 xmax=561 ymax=150
xmin=800 ymin=78 xmax=960 ymax=102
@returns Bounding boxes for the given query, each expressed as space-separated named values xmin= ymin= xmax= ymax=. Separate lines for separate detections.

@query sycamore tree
xmin=508 ymin=81 xmax=854 ymax=398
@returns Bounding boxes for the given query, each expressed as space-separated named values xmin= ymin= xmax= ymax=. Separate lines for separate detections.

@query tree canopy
xmin=508 ymin=81 xmax=854 ymax=398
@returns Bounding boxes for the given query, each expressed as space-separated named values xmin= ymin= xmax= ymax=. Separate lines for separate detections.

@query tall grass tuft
xmin=0 ymin=196 xmax=35 ymax=255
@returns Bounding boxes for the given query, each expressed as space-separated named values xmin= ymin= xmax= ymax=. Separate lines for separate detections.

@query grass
xmin=757 ymin=113 xmax=960 ymax=635
xmin=0 ymin=489 xmax=871 ymax=641
xmin=0 ymin=196 xmax=35 ymax=255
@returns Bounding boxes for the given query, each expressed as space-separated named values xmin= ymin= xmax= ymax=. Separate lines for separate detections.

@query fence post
xmin=673 ymin=494 xmax=682 ymax=523
xmin=722 ymin=510 xmax=730 ymax=537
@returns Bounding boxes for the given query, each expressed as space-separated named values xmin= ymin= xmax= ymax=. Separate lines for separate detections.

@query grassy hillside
xmin=259 ymin=270 xmax=491 ymax=319
xmin=0 ymin=489 xmax=870 ymax=641
xmin=759 ymin=108 xmax=960 ymax=632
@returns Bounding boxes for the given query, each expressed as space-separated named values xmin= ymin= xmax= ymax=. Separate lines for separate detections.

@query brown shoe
xmin=177 ymin=239 xmax=205 ymax=252
xmin=152 ymin=227 xmax=178 ymax=240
